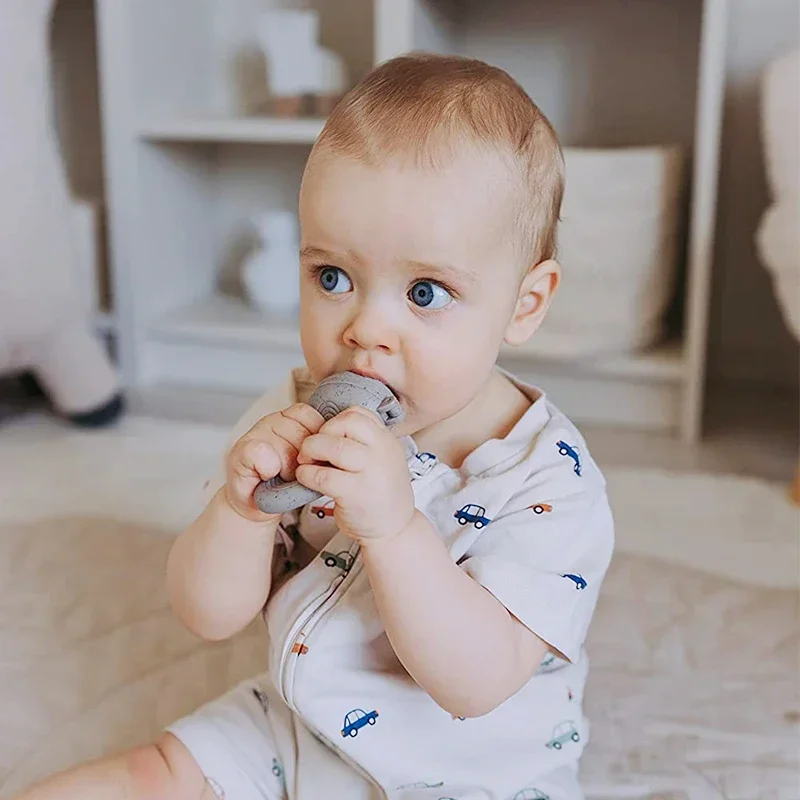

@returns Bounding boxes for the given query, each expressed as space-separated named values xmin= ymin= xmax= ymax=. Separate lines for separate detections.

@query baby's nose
xmin=343 ymin=302 xmax=399 ymax=353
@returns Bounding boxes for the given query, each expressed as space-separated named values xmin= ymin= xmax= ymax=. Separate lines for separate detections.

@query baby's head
xmin=298 ymin=53 xmax=564 ymax=436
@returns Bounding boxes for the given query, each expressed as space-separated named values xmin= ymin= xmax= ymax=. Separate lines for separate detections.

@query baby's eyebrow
xmin=300 ymin=245 xmax=354 ymax=263
xmin=406 ymin=259 xmax=479 ymax=286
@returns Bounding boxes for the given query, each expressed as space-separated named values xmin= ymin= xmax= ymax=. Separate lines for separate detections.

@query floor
xmin=123 ymin=379 xmax=800 ymax=485
xmin=1 ymin=418 xmax=796 ymax=796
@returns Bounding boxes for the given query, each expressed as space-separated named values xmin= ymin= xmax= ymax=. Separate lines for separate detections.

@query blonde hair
xmin=311 ymin=52 xmax=565 ymax=267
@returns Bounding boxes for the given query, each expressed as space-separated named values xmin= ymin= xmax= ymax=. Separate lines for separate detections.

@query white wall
xmin=709 ymin=0 xmax=799 ymax=390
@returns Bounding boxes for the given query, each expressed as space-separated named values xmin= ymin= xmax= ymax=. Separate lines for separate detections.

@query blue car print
xmin=513 ymin=791 xmax=551 ymax=800
xmin=341 ymin=708 xmax=379 ymax=737
xmin=561 ymin=573 xmax=587 ymax=590
xmin=454 ymin=504 xmax=491 ymax=529
xmin=411 ymin=451 xmax=438 ymax=477
xmin=556 ymin=440 xmax=582 ymax=476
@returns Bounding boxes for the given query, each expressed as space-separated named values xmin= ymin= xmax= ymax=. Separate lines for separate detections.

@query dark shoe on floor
xmin=67 ymin=392 xmax=126 ymax=429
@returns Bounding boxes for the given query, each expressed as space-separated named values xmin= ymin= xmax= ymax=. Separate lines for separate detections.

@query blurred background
xmin=0 ymin=1 xmax=798 ymax=797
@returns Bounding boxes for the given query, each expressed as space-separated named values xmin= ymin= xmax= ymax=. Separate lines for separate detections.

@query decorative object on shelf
xmin=256 ymin=9 xmax=348 ymax=118
xmin=522 ymin=146 xmax=685 ymax=360
xmin=754 ymin=45 xmax=799 ymax=506
xmin=241 ymin=211 xmax=301 ymax=319
xmin=0 ymin=0 xmax=123 ymax=428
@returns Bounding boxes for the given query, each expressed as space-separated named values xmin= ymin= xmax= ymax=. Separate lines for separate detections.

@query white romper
xmin=168 ymin=367 xmax=614 ymax=800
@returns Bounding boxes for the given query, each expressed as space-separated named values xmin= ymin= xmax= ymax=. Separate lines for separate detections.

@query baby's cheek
xmin=420 ymin=327 xmax=497 ymax=393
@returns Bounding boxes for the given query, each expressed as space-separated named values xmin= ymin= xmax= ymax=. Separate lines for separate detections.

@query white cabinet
xmin=96 ymin=0 xmax=728 ymax=441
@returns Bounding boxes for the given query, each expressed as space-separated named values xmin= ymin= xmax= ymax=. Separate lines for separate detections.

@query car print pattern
xmin=259 ymin=420 xmax=603 ymax=787
xmin=321 ymin=550 xmax=354 ymax=571
xmin=453 ymin=503 xmax=491 ymax=529
xmin=311 ymin=499 xmax=336 ymax=519
xmin=561 ymin=572 xmax=587 ymax=590
xmin=545 ymin=720 xmax=581 ymax=750
xmin=341 ymin=708 xmax=379 ymax=737
xmin=556 ymin=440 xmax=582 ymax=476
xmin=410 ymin=450 xmax=439 ymax=477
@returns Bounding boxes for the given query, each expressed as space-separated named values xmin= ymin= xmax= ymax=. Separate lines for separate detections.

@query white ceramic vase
xmin=242 ymin=211 xmax=301 ymax=318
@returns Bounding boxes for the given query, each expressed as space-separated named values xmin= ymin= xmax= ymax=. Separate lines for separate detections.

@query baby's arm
xmin=361 ymin=511 xmax=549 ymax=719
xmin=167 ymin=488 xmax=279 ymax=641
xmin=168 ymin=403 xmax=324 ymax=641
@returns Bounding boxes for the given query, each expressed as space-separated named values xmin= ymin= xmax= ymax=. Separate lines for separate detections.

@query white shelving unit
xmin=138 ymin=117 xmax=326 ymax=145
xmin=95 ymin=0 xmax=728 ymax=441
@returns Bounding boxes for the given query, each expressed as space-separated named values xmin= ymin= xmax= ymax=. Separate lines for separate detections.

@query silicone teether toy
xmin=253 ymin=371 xmax=404 ymax=515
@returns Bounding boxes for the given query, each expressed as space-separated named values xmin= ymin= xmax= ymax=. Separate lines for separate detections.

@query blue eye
xmin=409 ymin=280 xmax=452 ymax=310
xmin=318 ymin=267 xmax=352 ymax=294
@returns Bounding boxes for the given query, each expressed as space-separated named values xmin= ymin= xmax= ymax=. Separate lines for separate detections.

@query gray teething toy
xmin=253 ymin=371 xmax=404 ymax=515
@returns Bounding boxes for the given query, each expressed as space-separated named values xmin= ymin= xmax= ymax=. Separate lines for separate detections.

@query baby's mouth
xmin=346 ymin=368 xmax=401 ymax=400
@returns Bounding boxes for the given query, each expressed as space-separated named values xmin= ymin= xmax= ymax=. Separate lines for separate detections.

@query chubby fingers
xmin=272 ymin=402 xmax=327 ymax=445
xmin=297 ymin=432 xmax=367 ymax=472
xmin=247 ymin=403 xmax=325 ymax=479
xmin=317 ymin=405 xmax=386 ymax=444
xmin=229 ymin=436 xmax=283 ymax=483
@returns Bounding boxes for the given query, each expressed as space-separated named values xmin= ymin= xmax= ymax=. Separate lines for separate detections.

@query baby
xmin=18 ymin=54 xmax=613 ymax=800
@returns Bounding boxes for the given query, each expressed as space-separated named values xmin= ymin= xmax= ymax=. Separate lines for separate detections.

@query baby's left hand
xmin=295 ymin=406 xmax=415 ymax=543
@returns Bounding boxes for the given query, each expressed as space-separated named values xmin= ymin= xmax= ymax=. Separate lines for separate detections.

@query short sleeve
xmin=460 ymin=486 xmax=614 ymax=663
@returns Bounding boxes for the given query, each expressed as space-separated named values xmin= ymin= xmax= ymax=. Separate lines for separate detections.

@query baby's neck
xmin=413 ymin=369 xmax=533 ymax=468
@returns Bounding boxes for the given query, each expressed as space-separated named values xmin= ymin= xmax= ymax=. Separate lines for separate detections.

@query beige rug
xmin=0 ymin=414 xmax=797 ymax=798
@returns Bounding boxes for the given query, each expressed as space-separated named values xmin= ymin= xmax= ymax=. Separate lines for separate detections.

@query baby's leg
xmin=15 ymin=733 xmax=214 ymax=800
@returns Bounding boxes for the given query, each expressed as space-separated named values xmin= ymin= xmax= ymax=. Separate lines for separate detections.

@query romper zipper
xmin=278 ymin=546 xmax=360 ymax=703
xmin=277 ymin=545 xmax=389 ymax=799
xmin=277 ymin=462 xmax=432 ymax=799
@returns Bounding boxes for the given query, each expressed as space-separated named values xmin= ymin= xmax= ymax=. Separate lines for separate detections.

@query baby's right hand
xmin=225 ymin=403 xmax=326 ymax=522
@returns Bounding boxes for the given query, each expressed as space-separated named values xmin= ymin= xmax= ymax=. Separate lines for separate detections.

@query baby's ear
xmin=504 ymin=259 xmax=561 ymax=346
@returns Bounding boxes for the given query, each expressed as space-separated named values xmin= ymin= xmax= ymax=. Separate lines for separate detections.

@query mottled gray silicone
xmin=253 ymin=371 xmax=404 ymax=515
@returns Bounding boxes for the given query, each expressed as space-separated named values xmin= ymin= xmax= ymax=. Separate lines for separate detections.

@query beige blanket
xmin=0 ymin=514 xmax=796 ymax=799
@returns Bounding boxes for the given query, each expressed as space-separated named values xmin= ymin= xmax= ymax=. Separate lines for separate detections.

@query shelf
xmin=149 ymin=294 xmax=685 ymax=381
xmin=149 ymin=294 xmax=301 ymax=349
xmin=137 ymin=117 xmax=325 ymax=145
xmin=501 ymin=341 xmax=686 ymax=382
xmin=98 ymin=0 xmax=729 ymax=439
